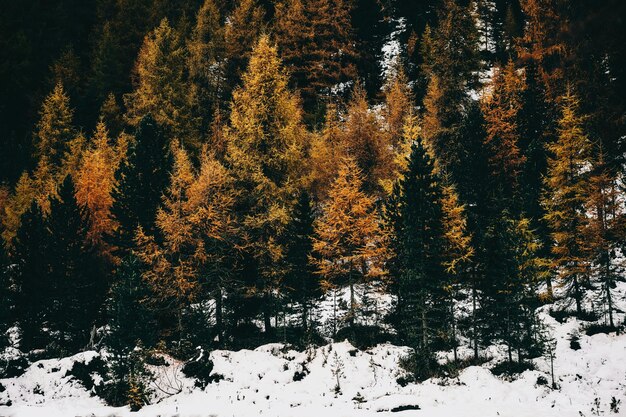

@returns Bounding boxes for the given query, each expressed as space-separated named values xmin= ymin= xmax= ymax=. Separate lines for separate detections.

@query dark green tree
xmin=386 ymin=138 xmax=447 ymax=378
xmin=109 ymin=115 xmax=171 ymax=254
xmin=46 ymin=175 xmax=106 ymax=354
xmin=12 ymin=201 xmax=49 ymax=352
xmin=284 ymin=191 xmax=318 ymax=333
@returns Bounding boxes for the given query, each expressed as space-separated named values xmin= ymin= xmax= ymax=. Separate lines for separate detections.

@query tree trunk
xmin=215 ymin=285 xmax=223 ymax=345
xmin=264 ymin=292 xmax=273 ymax=335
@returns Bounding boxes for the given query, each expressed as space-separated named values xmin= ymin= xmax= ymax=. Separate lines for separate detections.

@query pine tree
xmin=11 ymin=201 xmax=49 ymax=351
xmin=312 ymin=157 xmax=388 ymax=331
xmin=385 ymin=138 xmax=446 ymax=377
xmin=109 ymin=115 xmax=171 ymax=255
xmin=46 ymin=176 xmax=105 ymax=354
xmin=124 ymin=18 xmax=199 ymax=152
xmin=542 ymin=89 xmax=591 ymax=315
xmin=225 ymin=35 xmax=307 ymax=334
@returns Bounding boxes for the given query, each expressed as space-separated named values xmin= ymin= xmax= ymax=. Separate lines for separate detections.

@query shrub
xmin=490 ymin=360 xmax=535 ymax=376
xmin=181 ymin=347 xmax=219 ymax=389
xmin=334 ymin=325 xmax=393 ymax=350
xmin=65 ymin=355 xmax=107 ymax=391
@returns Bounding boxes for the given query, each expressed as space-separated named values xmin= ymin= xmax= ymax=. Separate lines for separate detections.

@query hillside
xmin=2 ymin=283 xmax=625 ymax=417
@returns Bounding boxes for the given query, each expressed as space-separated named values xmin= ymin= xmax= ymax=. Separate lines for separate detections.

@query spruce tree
xmin=12 ymin=201 xmax=49 ymax=351
xmin=109 ymin=115 xmax=171 ymax=255
xmin=0 ymin=237 xmax=13 ymax=347
xmin=284 ymin=191 xmax=318 ymax=332
xmin=46 ymin=176 xmax=105 ymax=353
xmin=385 ymin=138 xmax=446 ymax=377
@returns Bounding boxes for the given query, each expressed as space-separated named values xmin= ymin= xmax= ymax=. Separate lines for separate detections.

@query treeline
xmin=0 ymin=0 xmax=625 ymax=407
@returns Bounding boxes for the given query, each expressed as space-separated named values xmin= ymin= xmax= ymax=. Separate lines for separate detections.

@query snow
xmin=2 ymin=283 xmax=626 ymax=417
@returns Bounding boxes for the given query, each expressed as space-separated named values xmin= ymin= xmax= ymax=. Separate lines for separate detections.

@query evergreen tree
xmin=11 ymin=201 xmax=49 ymax=351
xmin=284 ymin=191 xmax=318 ymax=332
xmin=481 ymin=213 xmax=543 ymax=367
xmin=420 ymin=0 xmax=481 ymax=176
xmin=312 ymin=157 xmax=388 ymax=332
xmin=519 ymin=60 xmax=555 ymax=298
xmin=542 ymin=89 xmax=591 ymax=315
xmin=104 ymin=255 xmax=156 ymax=408
xmin=0 ymin=239 xmax=11 ymax=348
xmin=46 ymin=176 xmax=105 ymax=353
xmin=385 ymin=138 xmax=446 ymax=377
xmin=584 ymin=150 xmax=621 ymax=328
xmin=109 ymin=115 xmax=171 ymax=255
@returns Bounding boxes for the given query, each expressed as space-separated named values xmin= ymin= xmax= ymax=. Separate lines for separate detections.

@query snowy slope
xmin=2 ymin=284 xmax=626 ymax=417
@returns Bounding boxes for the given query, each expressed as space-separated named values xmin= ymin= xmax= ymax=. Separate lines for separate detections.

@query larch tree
xmin=35 ymin=82 xmax=76 ymax=167
xmin=187 ymin=0 xmax=225 ymax=135
xmin=137 ymin=144 xmax=240 ymax=344
xmin=274 ymin=0 xmax=358 ymax=123
xmin=124 ymin=18 xmax=199 ymax=152
xmin=312 ymin=157 xmax=388 ymax=332
xmin=342 ymin=84 xmax=394 ymax=197
xmin=481 ymin=60 xmax=527 ymax=205
xmin=225 ymin=35 xmax=307 ymax=334
xmin=420 ymin=0 xmax=481 ymax=176
xmin=542 ymin=89 xmax=591 ymax=315
xmin=223 ymin=0 xmax=265 ymax=96
xmin=75 ymin=121 xmax=123 ymax=254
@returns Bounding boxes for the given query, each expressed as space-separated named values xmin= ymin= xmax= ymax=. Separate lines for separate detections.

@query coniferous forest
xmin=0 ymin=0 xmax=626 ymax=413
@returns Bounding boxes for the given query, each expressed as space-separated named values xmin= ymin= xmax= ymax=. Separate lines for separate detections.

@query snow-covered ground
xmin=2 ymin=283 xmax=626 ymax=417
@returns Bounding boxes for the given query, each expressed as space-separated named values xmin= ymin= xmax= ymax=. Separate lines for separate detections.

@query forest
xmin=0 ymin=0 xmax=625 ymax=412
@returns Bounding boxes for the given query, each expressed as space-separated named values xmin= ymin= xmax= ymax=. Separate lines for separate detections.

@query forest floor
xmin=1 ymin=282 xmax=626 ymax=417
